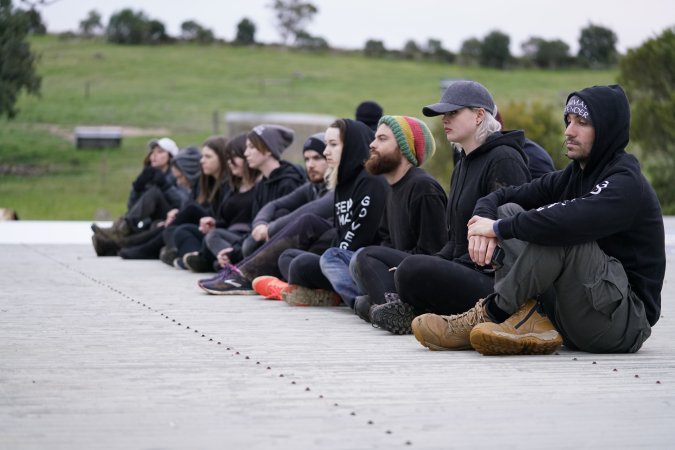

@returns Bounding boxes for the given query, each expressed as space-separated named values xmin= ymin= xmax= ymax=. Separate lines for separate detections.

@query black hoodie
xmin=333 ymin=119 xmax=390 ymax=250
xmin=438 ymin=130 xmax=530 ymax=262
xmin=474 ymin=85 xmax=665 ymax=326
xmin=251 ymin=160 xmax=307 ymax=218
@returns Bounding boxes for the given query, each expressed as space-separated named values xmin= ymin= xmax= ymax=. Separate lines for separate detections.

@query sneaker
xmin=183 ymin=251 xmax=213 ymax=273
xmin=370 ymin=300 xmax=415 ymax=335
xmin=173 ymin=257 xmax=187 ymax=270
xmin=197 ymin=264 xmax=239 ymax=287
xmin=282 ymin=285 xmax=341 ymax=307
xmin=469 ymin=299 xmax=563 ymax=355
xmin=159 ymin=246 xmax=177 ymax=267
xmin=252 ymin=276 xmax=289 ymax=300
xmin=412 ymin=300 xmax=490 ymax=351
xmin=199 ymin=271 xmax=255 ymax=295
xmin=353 ymin=295 xmax=372 ymax=323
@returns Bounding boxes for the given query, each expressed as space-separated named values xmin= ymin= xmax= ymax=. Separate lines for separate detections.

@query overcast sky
xmin=37 ymin=0 xmax=673 ymax=55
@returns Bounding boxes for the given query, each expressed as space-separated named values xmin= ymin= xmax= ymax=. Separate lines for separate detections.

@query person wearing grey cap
xmin=413 ymin=85 xmax=664 ymax=356
xmin=375 ymin=80 xmax=531 ymax=334
xmin=240 ymin=124 xmax=307 ymax=256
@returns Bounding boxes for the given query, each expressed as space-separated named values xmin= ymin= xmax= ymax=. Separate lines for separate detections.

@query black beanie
xmin=355 ymin=100 xmax=383 ymax=131
xmin=303 ymin=132 xmax=326 ymax=157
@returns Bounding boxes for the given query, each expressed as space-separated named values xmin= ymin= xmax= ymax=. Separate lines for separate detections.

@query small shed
xmin=74 ymin=126 xmax=122 ymax=149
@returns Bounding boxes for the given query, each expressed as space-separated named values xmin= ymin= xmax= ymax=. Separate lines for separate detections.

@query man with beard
xmin=318 ymin=115 xmax=448 ymax=318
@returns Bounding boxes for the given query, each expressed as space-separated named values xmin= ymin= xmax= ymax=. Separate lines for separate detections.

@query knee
xmin=497 ymin=202 xmax=525 ymax=219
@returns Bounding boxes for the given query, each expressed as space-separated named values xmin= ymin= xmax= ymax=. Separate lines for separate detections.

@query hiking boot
xmin=91 ymin=234 xmax=119 ymax=257
xmin=282 ymin=285 xmax=341 ymax=307
xmin=412 ymin=300 xmax=490 ymax=351
xmin=370 ymin=299 xmax=415 ymax=335
xmin=199 ymin=271 xmax=255 ymax=295
xmin=252 ymin=276 xmax=288 ymax=300
xmin=469 ymin=299 xmax=563 ymax=355
xmin=91 ymin=217 xmax=130 ymax=240
xmin=159 ymin=246 xmax=177 ymax=267
xmin=353 ymin=295 xmax=372 ymax=323
xmin=183 ymin=251 xmax=213 ymax=273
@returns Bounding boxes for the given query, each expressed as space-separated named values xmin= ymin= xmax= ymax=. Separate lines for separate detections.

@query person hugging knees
xmin=412 ymin=85 xmax=665 ymax=356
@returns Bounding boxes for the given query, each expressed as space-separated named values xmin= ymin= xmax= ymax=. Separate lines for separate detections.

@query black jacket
xmin=474 ymin=85 xmax=665 ymax=326
xmin=251 ymin=160 xmax=306 ymax=218
xmin=438 ymin=130 xmax=530 ymax=262
xmin=252 ymin=181 xmax=329 ymax=230
xmin=333 ymin=119 xmax=389 ymax=250
xmin=379 ymin=166 xmax=448 ymax=255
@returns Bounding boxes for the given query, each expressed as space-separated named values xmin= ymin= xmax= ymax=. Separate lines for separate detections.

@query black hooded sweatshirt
xmin=250 ymin=160 xmax=307 ymax=218
xmin=474 ymin=85 xmax=665 ymax=326
xmin=332 ymin=119 xmax=390 ymax=250
xmin=438 ymin=130 xmax=531 ymax=262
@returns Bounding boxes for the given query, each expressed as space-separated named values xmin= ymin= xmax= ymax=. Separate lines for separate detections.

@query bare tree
xmin=268 ymin=0 xmax=317 ymax=45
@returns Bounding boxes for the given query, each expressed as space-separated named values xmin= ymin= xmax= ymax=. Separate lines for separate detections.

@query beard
xmin=365 ymin=149 xmax=403 ymax=175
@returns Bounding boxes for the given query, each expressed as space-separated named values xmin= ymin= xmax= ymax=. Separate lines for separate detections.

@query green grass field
xmin=0 ymin=35 xmax=618 ymax=219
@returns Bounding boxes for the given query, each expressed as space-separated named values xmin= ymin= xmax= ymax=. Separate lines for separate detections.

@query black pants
xmin=394 ymin=255 xmax=494 ymax=315
xmin=126 ymin=186 xmax=172 ymax=229
xmin=351 ymin=246 xmax=409 ymax=305
xmin=279 ymin=249 xmax=333 ymax=291
xmin=239 ymin=213 xmax=333 ymax=281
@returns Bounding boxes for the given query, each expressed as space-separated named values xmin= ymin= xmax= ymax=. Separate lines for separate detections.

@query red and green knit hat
xmin=377 ymin=115 xmax=436 ymax=167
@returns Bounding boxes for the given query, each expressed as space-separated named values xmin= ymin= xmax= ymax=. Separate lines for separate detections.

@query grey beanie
xmin=422 ymin=80 xmax=495 ymax=117
xmin=172 ymin=146 xmax=202 ymax=185
xmin=251 ymin=124 xmax=295 ymax=159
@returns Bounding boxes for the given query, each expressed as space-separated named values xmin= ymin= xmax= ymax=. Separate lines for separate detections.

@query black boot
xmin=119 ymin=233 xmax=164 ymax=259
xmin=92 ymin=234 xmax=120 ymax=257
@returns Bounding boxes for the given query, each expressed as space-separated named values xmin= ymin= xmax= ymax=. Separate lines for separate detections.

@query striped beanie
xmin=377 ymin=115 xmax=436 ymax=167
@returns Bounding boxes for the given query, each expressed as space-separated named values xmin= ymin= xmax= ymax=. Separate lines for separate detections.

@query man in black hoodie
xmin=412 ymin=85 xmax=665 ymax=355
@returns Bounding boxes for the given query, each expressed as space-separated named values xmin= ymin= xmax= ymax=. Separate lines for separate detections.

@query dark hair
xmin=197 ymin=136 xmax=229 ymax=205
xmin=246 ymin=130 xmax=271 ymax=156
xmin=225 ymin=133 xmax=260 ymax=191
xmin=142 ymin=142 xmax=172 ymax=167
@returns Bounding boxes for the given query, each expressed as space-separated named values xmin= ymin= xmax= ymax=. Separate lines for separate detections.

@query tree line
xmin=17 ymin=0 xmax=620 ymax=69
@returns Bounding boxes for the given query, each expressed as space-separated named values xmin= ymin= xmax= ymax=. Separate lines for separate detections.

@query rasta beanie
xmin=172 ymin=146 xmax=202 ymax=184
xmin=378 ymin=115 xmax=436 ymax=167
xmin=355 ymin=101 xmax=384 ymax=131
xmin=303 ymin=132 xmax=326 ymax=156
xmin=564 ymin=95 xmax=592 ymax=124
xmin=251 ymin=124 xmax=295 ymax=159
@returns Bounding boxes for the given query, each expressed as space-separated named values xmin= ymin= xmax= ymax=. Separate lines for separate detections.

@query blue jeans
xmin=319 ymin=248 xmax=364 ymax=308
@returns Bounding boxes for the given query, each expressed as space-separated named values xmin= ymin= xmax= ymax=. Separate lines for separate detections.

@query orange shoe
xmin=252 ymin=276 xmax=289 ymax=300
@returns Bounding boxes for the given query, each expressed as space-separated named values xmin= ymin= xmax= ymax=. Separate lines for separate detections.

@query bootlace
xmin=443 ymin=302 xmax=485 ymax=332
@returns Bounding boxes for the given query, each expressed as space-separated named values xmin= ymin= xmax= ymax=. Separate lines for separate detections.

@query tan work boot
xmin=411 ymin=300 xmax=490 ymax=351
xmin=281 ymin=285 xmax=341 ymax=307
xmin=469 ymin=298 xmax=563 ymax=355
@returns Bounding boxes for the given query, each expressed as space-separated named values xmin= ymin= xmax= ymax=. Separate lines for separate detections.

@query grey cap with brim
xmin=422 ymin=80 xmax=495 ymax=117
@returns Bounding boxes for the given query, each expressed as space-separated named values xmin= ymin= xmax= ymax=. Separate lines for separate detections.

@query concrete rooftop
xmin=1 ymin=219 xmax=674 ymax=449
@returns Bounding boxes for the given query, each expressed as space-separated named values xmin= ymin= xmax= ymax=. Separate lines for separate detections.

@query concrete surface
xmin=0 ymin=220 xmax=674 ymax=449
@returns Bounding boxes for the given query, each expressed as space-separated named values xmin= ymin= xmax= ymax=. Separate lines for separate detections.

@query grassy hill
xmin=0 ymin=35 xmax=617 ymax=220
